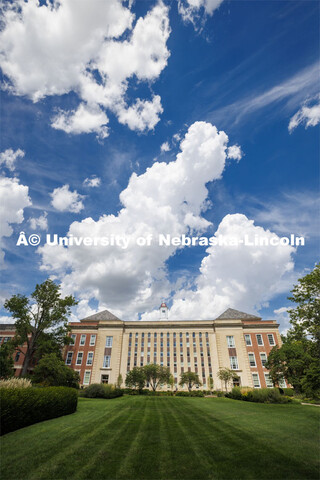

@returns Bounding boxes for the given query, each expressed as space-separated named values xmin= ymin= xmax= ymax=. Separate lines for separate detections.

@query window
xmin=256 ymin=334 xmax=263 ymax=346
xmin=70 ymin=334 xmax=76 ymax=345
xmin=83 ymin=371 xmax=91 ymax=385
xmin=260 ymin=352 xmax=267 ymax=367
xmin=264 ymin=374 xmax=273 ymax=388
xmin=66 ymin=351 xmax=73 ymax=365
xmin=101 ymin=374 xmax=109 ymax=384
xmin=89 ymin=335 xmax=96 ymax=346
xmin=268 ymin=334 xmax=275 ymax=346
xmin=136 ymin=332 xmax=139 ymax=337
xmin=80 ymin=334 xmax=86 ymax=346
xmin=244 ymin=334 xmax=252 ymax=346
xmin=106 ymin=336 xmax=113 ymax=347
xmin=86 ymin=352 xmax=94 ymax=366
xmin=3 ymin=337 xmax=10 ymax=343
xmin=252 ymin=373 xmax=260 ymax=388
xmin=14 ymin=352 xmax=20 ymax=362
xmin=278 ymin=377 xmax=286 ymax=388
xmin=129 ymin=333 xmax=132 ymax=338
xmin=76 ymin=352 xmax=83 ymax=365
xmin=230 ymin=356 xmax=238 ymax=370
xmin=103 ymin=355 xmax=111 ymax=368
xmin=248 ymin=353 xmax=256 ymax=367
xmin=227 ymin=336 xmax=235 ymax=348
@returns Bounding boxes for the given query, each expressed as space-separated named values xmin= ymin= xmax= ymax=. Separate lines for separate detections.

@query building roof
xmin=215 ymin=308 xmax=261 ymax=321
xmin=81 ymin=310 xmax=122 ymax=322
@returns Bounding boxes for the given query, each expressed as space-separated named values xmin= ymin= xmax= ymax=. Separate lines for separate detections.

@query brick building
xmin=64 ymin=305 xmax=286 ymax=390
xmin=0 ymin=324 xmax=27 ymax=376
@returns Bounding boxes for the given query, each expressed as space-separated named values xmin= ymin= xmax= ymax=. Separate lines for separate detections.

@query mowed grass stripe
xmin=1 ymin=396 xmax=319 ymax=480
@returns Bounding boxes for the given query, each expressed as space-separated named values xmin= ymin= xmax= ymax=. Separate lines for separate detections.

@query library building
xmin=63 ymin=305 xmax=286 ymax=390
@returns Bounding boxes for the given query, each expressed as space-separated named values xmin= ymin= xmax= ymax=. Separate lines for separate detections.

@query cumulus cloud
xmin=142 ymin=214 xmax=295 ymax=320
xmin=273 ymin=306 xmax=291 ymax=335
xmin=50 ymin=185 xmax=84 ymax=213
xmin=227 ymin=145 xmax=242 ymax=161
xmin=288 ymin=97 xmax=320 ymax=132
xmin=83 ymin=176 xmax=101 ymax=188
xmin=0 ymin=0 xmax=170 ymax=137
xmin=178 ymin=0 xmax=224 ymax=30
xmin=0 ymin=176 xmax=31 ymax=265
xmin=51 ymin=104 xmax=109 ymax=139
xmin=28 ymin=212 xmax=48 ymax=231
xmin=0 ymin=148 xmax=25 ymax=171
xmin=39 ymin=121 xmax=231 ymax=317
xmin=160 ymin=141 xmax=171 ymax=152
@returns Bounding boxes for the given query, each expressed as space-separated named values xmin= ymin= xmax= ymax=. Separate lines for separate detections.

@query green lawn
xmin=1 ymin=396 xmax=319 ymax=480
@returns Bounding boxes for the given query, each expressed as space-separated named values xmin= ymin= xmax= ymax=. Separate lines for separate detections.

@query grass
xmin=1 ymin=396 xmax=319 ymax=480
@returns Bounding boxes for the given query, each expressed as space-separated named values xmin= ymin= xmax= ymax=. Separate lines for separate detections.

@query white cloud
xmin=51 ymin=104 xmax=109 ymax=139
xmin=227 ymin=144 xmax=242 ymax=161
xmin=0 ymin=148 xmax=25 ymax=171
xmin=28 ymin=212 xmax=48 ymax=231
xmin=0 ymin=1 xmax=170 ymax=137
xmin=50 ymin=185 xmax=84 ymax=213
xmin=178 ymin=0 xmax=224 ymax=30
xmin=288 ymin=97 xmax=320 ymax=132
xmin=0 ymin=316 xmax=15 ymax=325
xmin=160 ymin=141 xmax=171 ymax=152
xmin=273 ymin=306 xmax=291 ymax=335
xmin=0 ymin=176 xmax=32 ymax=265
xmin=39 ymin=121 xmax=232 ymax=317
xmin=83 ymin=176 xmax=101 ymax=188
xmin=142 ymin=214 xmax=295 ymax=321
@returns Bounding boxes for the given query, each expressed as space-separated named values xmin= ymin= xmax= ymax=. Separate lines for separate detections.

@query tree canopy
xmin=32 ymin=353 xmax=79 ymax=388
xmin=4 ymin=279 xmax=77 ymax=375
xmin=217 ymin=368 xmax=239 ymax=391
xmin=179 ymin=371 xmax=202 ymax=391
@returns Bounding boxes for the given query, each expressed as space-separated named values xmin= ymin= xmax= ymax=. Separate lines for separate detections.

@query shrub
xmin=176 ymin=390 xmax=204 ymax=397
xmin=0 ymin=386 xmax=78 ymax=435
xmin=83 ymin=384 xmax=123 ymax=399
xmin=282 ymin=388 xmax=294 ymax=397
xmin=226 ymin=387 xmax=294 ymax=404
xmin=0 ymin=377 xmax=32 ymax=389
xmin=32 ymin=354 xmax=79 ymax=388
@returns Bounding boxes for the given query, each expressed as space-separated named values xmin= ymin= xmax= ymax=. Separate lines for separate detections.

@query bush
xmin=83 ymin=384 xmax=123 ymax=399
xmin=32 ymin=354 xmax=79 ymax=388
xmin=176 ymin=390 xmax=204 ymax=397
xmin=0 ymin=387 xmax=78 ymax=435
xmin=282 ymin=388 xmax=294 ymax=397
xmin=226 ymin=387 xmax=294 ymax=404
xmin=0 ymin=377 xmax=32 ymax=389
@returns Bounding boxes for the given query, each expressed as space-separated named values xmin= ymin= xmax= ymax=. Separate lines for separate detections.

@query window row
xmin=244 ymin=333 xmax=275 ymax=347
xmin=65 ymin=351 xmax=94 ymax=366
xmin=248 ymin=352 xmax=268 ymax=367
xmin=70 ymin=334 xmax=96 ymax=346
xmin=252 ymin=373 xmax=286 ymax=388
xmin=128 ymin=332 xmax=210 ymax=338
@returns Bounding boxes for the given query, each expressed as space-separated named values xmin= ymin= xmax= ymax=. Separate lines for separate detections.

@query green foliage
xmin=176 ymin=390 xmax=204 ymax=397
xmin=116 ymin=374 xmax=123 ymax=388
xmin=0 ymin=386 xmax=78 ymax=435
xmin=282 ymin=388 xmax=294 ymax=397
xmin=0 ymin=342 xmax=14 ymax=379
xmin=143 ymin=364 xmax=171 ymax=391
xmin=32 ymin=353 xmax=79 ymax=388
xmin=179 ymin=371 xmax=202 ymax=391
xmin=125 ymin=367 xmax=146 ymax=391
xmin=208 ymin=376 xmax=214 ymax=391
xmin=217 ymin=368 xmax=239 ymax=391
xmin=83 ymin=383 xmax=123 ymax=399
xmin=4 ymin=279 xmax=77 ymax=375
xmin=226 ymin=387 xmax=294 ymax=404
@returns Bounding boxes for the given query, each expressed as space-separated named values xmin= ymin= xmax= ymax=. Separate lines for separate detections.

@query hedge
xmin=176 ymin=391 xmax=204 ymax=397
xmin=0 ymin=387 xmax=78 ymax=435
xmin=225 ymin=387 xmax=294 ymax=404
xmin=83 ymin=384 xmax=123 ymax=399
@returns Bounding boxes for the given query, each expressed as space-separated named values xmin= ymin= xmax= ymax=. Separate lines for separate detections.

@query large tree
xmin=125 ymin=367 xmax=146 ymax=392
xmin=32 ymin=353 xmax=80 ymax=388
xmin=267 ymin=263 xmax=320 ymax=398
xmin=4 ymin=279 xmax=77 ymax=376
xmin=179 ymin=371 xmax=202 ymax=391
xmin=143 ymin=364 xmax=171 ymax=391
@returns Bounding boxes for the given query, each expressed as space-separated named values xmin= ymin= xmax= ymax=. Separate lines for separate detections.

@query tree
xmin=4 ymin=279 xmax=77 ymax=376
xmin=267 ymin=264 xmax=320 ymax=398
xmin=125 ymin=367 xmax=146 ymax=392
xmin=0 ymin=342 xmax=14 ymax=379
xmin=143 ymin=364 xmax=171 ymax=391
xmin=168 ymin=374 xmax=175 ymax=391
xmin=116 ymin=374 xmax=123 ymax=388
xmin=32 ymin=353 xmax=79 ymax=388
xmin=208 ymin=376 xmax=214 ymax=392
xmin=179 ymin=371 xmax=202 ymax=391
xmin=217 ymin=368 xmax=239 ymax=392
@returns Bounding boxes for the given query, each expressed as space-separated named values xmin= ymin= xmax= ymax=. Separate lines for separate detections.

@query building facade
xmin=64 ymin=306 xmax=285 ymax=390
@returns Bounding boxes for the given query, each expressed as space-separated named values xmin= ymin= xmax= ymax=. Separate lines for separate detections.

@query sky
xmin=0 ymin=0 xmax=319 ymax=331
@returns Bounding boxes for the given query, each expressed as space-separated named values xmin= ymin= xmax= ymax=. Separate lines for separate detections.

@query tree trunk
xmin=21 ymin=336 xmax=35 ymax=376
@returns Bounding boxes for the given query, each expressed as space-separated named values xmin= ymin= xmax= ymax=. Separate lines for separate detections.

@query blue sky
xmin=0 ymin=0 xmax=319 ymax=329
